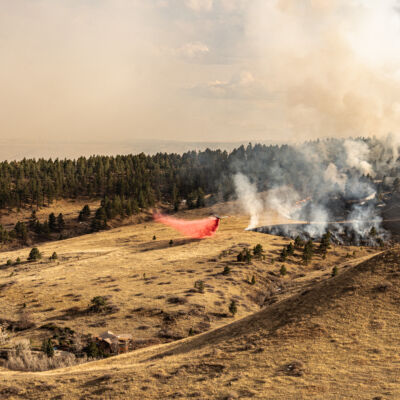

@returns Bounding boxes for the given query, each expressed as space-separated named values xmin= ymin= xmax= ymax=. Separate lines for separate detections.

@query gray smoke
xmin=233 ymin=135 xmax=399 ymax=243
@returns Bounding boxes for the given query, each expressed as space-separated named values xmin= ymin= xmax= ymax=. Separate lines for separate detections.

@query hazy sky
xmin=1 ymin=0 xmax=400 ymax=145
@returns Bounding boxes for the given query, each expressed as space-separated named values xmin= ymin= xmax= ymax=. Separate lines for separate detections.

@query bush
xmin=153 ymin=235 xmax=156 ymax=240
xmin=280 ymin=265 xmax=287 ymax=276
xmin=194 ymin=280 xmax=205 ymax=293
xmin=89 ymin=296 xmax=107 ymax=313
xmin=6 ymin=259 xmax=12 ymax=266
xmin=222 ymin=266 xmax=231 ymax=276
xmin=250 ymin=275 xmax=256 ymax=285
xmin=229 ymin=300 xmax=237 ymax=316
xmin=41 ymin=338 xmax=54 ymax=358
xmin=188 ymin=327 xmax=194 ymax=336
xmin=253 ymin=244 xmax=264 ymax=257
xmin=15 ymin=257 xmax=21 ymax=265
xmin=331 ymin=266 xmax=338 ymax=277
xmin=50 ymin=252 xmax=58 ymax=260
xmin=28 ymin=247 xmax=41 ymax=262
xmin=6 ymin=340 xmax=84 ymax=371
xmin=169 ymin=239 xmax=174 ymax=246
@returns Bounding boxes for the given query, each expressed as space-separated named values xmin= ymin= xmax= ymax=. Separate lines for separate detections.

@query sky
xmin=1 ymin=0 xmax=400 ymax=148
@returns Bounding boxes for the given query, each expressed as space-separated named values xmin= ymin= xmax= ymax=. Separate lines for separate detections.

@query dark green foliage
xmin=253 ymin=244 xmax=264 ymax=257
xmin=89 ymin=296 xmax=107 ymax=313
xmin=319 ymin=231 xmax=331 ymax=257
xmin=28 ymin=247 xmax=41 ymax=261
xmin=14 ymin=221 xmax=28 ymax=242
xmin=294 ymin=236 xmax=304 ymax=249
xmin=6 ymin=259 xmax=12 ymax=266
xmin=286 ymin=242 xmax=294 ymax=256
xmin=57 ymin=213 xmax=65 ymax=231
xmin=152 ymin=235 xmax=156 ymax=240
xmin=331 ymin=266 xmax=338 ymax=277
xmin=48 ymin=213 xmax=57 ymax=232
xmin=229 ymin=300 xmax=237 ymax=316
xmin=369 ymin=226 xmax=377 ymax=237
xmin=41 ymin=338 xmax=54 ymax=357
xmin=280 ymin=265 xmax=287 ymax=276
xmin=169 ymin=239 xmax=174 ymax=246
xmin=50 ymin=252 xmax=58 ymax=260
xmin=222 ymin=266 xmax=231 ymax=275
xmin=194 ymin=280 xmax=205 ymax=293
xmin=78 ymin=205 xmax=91 ymax=221
xmin=237 ymin=248 xmax=252 ymax=263
xmin=280 ymin=247 xmax=288 ymax=262
xmin=188 ymin=327 xmax=194 ymax=336
xmin=302 ymin=240 xmax=314 ymax=264
xmin=85 ymin=341 xmax=102 ymax=358
xmin=15 ymin=257 xmax=21 ymax=265
xmin=250 ymin=275 xmax=256 ymax=285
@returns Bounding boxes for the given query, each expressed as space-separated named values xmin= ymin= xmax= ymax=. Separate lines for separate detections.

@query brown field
xmin=0 ymin=204 xmax=395 ymax=399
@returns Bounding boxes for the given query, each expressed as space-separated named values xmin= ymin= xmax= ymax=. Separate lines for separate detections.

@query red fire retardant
xmin=153 ymin=213 xmax=220 ymax=239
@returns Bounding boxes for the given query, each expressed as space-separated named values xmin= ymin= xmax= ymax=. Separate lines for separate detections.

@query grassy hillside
xmin=0 ymin=206 xmax=389 ymax=399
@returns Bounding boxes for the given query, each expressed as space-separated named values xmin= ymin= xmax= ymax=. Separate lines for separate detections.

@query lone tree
xmin=280 ymin=265 xmax=287 ymax=276
xmin=48 ymin=213 xmax=57 ymax=232
xmin=229 ymin=300 xmax=238 ymax=316
xmin=50 ymin=252 xmax=58 ymax=260
xmin=57 ymin=213 xmax=65 ymax=231
xmin=302 ymin=240 xmax=314 ymax=265
xmin=294 ymin=235 xmax=304 ymax=249
xmin=253 ymin=244 xmax=264 ymax=258
xmin=78 ymin=205 xmax=91 ymax=222
xmin=280 ymin=247 xmax=288 ymax=262
xmin=319 ymin=231 xmax=331 ymax=258
xmin=28 ymin=247 xmax=41 ymax=261
xmin=286 ymin=242 xmax=294 ymax=256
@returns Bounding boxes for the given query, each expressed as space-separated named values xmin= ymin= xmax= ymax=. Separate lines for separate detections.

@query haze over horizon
xmin=1 ymin=1 xmax=400 ymax=151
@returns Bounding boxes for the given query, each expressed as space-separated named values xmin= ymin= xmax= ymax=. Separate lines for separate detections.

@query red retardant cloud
xmin=154 ymin=213 xmax=220 ymax=239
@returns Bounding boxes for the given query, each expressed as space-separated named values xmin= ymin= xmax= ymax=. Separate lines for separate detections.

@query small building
xmin=95 ymin=331 xmax=133 ymax=355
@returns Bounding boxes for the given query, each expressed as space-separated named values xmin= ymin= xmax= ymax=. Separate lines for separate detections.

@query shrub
xmin=6 ymin=340 xmax=84 ymax=371
xmin=229 ymin=300 xmax=237 ymax=316
xmin=331 ymin=266 xmax=338 ymax=277
xmin=153 ymin=235 xmax=156 ymax=240
xmin=41 ymin=338 xmax=54 ymax=358
xmin=250 ymin=275 xmax=256 ymax=285
xmin=169 ymin=239 xmax=174 ymax=246
xmin=280 ymin=265 xmax=287 ymax=276
xmin=280 ymin=247 xmax=288 ymax=262
xmin=286 ymin=243 xmax=294 ymax=256
xmin=194 ymin=280 xmax=205 ymax=293
xmin=28 ymin=247 xmax=41 ymax=262
xmin=89 ymin=296 xmax=107 ymax=313
xmin=294 ymin=235 xmax=304 ymax=248
xmin=6 ymin=259 xmax=12 ymax=266
xmin=188 ymin=327 xmax=194 ymax=336
xmin=50 ymin=252 xmax=58 ymax=260
xmin=222 ymin=266 xmax=231 ymax=276
xmin=15 ymin=257 xmax=21 ymax=265
xmin=253 ymin=244 xmax=264 ymax=257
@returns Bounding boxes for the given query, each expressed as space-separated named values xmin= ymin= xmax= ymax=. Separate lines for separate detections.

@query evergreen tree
xmin=48 ymin=213 xmax=57 ymax=232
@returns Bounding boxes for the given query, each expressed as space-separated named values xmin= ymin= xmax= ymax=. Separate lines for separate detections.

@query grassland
xmin=0 ymin=204 xmax=393 ymax=399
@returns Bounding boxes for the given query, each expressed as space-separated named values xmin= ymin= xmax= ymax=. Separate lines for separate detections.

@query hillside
xmin=0 ymin=206 xmax=391 ymax=399
xmin=1 ymin=248 xmax=398 ymax=399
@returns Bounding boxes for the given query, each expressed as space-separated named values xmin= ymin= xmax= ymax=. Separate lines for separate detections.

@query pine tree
xmin=48 ymin=213 xmax=57 ymax=232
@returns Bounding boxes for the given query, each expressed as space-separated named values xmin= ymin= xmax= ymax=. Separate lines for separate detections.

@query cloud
xmin=185 ymin=0 xmax=213 ymax=12
xmin=176 ymin=42 xmax=210 ymax=58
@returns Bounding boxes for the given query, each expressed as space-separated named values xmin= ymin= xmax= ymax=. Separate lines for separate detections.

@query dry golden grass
xmin=0 ymin=204 xmax=393 ymax=399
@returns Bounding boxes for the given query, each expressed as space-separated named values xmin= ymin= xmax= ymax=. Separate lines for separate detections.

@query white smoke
xmin=344 ymin=139 xmax=374 ymax=176
xmin=232 ymin=137 xmax=393 ymax=242
xmin=233 ymin=173 xmax=263 ymax=229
